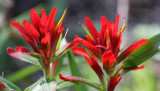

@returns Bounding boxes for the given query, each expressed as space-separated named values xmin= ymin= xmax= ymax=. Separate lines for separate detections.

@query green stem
xmin=113 ymin=64 xmax=123 ymax=78
xmin=101 ymin=75 xmax=107 ymax=91
xmin=44 ymin=63 xmax=50 ymax=82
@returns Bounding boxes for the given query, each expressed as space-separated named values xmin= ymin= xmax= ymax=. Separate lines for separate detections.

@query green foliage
xmin=67 ymin=51 xmax=88 ymax=91
xmin=6 ymin=65 xmax=40 ymax=83
xmin=123 ymin=33 xmax=160 ymax=68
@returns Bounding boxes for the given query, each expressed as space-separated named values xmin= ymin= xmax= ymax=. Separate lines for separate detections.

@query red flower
xmin=8 ymin=7 xmax=83 ymax=81
xmin=71 ymin=14 xmax=148 ymax=90
xmin=74 ymin=14 xmax=148 ymax=71
xmin=11 ymin=7 xmax=64 ymax=59
xmin=9 ymin=7 xmax=65 ymax=79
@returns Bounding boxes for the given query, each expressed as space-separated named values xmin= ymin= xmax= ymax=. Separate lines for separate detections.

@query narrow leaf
xmin=123 ymin=33 xmax=160 ymax=68
xmin=67 ymin=51 xmax=88 ymax=91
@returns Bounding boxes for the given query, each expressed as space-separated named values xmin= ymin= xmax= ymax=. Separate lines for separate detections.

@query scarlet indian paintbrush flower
xmin=60 ymin=14 xmax=148 ymax=91
xmin=7 ymin=7 xmax=81 ymax=81
xmin=73 ymin=14 xmax=148 ymax=73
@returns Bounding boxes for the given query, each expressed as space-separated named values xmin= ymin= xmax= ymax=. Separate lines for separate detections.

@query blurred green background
xmin=0 ymin=0 xmax=160 ymax=91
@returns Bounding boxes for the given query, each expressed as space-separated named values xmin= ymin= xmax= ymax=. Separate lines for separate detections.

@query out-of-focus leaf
xmin=67 ymin=51 xmax=88 ymax=91
xmin=6 ymin=65 xmax=40 ymax=83
xmin=57 ymin=81 xmax=74 ymax=90
xmin=24 ymin=77 xmax=44 ymax=91
xmin=0 ymin=76 xmax=21 ymax=91
xmin=123 ymin=33 xmax=160 ymax=68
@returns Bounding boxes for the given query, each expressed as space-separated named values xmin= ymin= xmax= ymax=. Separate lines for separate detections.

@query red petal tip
xmin=15 ymin=46 xmax=31 ymax=54
xmin=85 ymin=17 xmax=90 ymax=21
xmin=59 ymin=74 xmax=65 ymax=80
xmin=133 ymin=65 xmax=145 ymax=70
xmin=7 ymin=48 xmax=15 ymax=54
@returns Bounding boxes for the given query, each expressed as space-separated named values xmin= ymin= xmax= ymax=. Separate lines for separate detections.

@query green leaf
xmin=67 ymin=51 xmax=88 ymax=91
xmin=6 ymin=65 xmax=40 ymax=83
xmin=24 ymin=77 xmax=44 ymax=91
xmin=0 ymin=76 xmax=21 ymax=91
xmin=123 ymin=33 xmax=160 ymax=68
xmin=57 ymin=81 xmax=74 ymax=90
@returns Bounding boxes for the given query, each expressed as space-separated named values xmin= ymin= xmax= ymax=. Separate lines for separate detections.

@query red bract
xmin=108 ymin=74 xmax=122 ymax=91
xmin=102 ymin=50 xmax=116 ymax=74
xmin=72 ymin=47 xmax=104 ymax=84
